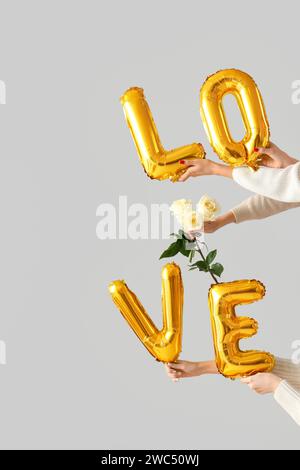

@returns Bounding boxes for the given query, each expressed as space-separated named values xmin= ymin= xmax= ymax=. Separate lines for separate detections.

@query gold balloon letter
xmin=121 ymin=87 xmax=205 ymax=182
xmin=200 ymin=69 xmax=269 ymax=169
xmin=109 ymin=263 xmax=183 ymax=362
xmin=208 ymin=280 xmax=274 ymax=378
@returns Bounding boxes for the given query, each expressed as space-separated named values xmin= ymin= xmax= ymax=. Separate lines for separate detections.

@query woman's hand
xmin=178 ymin=143 xmax=298 ymax=182
xmin=165 ymin=360 xmax=218 ymax=382
xmin=187 ymin=211 xmax=236 ymax=238
xmin=241 ymin=373 xmax=282 ymax=395
xmin=257 ymin=142 xmax=298 ymax=169
xmin=187 ymin=221 xmax=220 ymax=237
xmin=178 ymin=159 xmax=232 ymax=182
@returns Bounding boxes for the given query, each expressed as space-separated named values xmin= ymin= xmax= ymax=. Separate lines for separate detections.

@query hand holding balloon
xmin=241 ymin=373 xmax=282 ymax=394
xmin=165 ymin=361 xmax=282 ymax=394
xmin=165 ymin=360 xmax=218 ymax=382
xmin=178 ymin=159 xmax=233 ymax=182
xmin=178 ymin=141 xmax=298 ymax=182
xmin=255 ymin=142 xmax=298 ymax=169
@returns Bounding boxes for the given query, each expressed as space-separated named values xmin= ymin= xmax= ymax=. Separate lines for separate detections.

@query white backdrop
xmin=0 ymin=0 xmax=299 ymax=449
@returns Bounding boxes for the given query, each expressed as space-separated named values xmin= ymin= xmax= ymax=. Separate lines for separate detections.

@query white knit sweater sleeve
xmin=273 ymin=357 xmax=300 ymax=391
xmin=232 ymin=162 xmax=300 ymax=202
xmin=231 ymin=194 xmax=300 ymax=224
xmin=274 ymin=381 xmax=300 ymax=426
xmin=273 ymin=357 xmax=300 ymax=426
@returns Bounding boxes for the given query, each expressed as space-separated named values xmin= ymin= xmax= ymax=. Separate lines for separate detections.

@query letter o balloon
xmin=200 ymin=69 xmax=270 ymax=169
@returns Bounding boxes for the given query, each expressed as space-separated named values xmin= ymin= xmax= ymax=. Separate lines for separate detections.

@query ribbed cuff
xmin=231 ymin=206 xmax=247 ymax=224
xmin=274 ymin=380 xmax=300 ymax=426
xmin=273 ymin=357 xmax=300 ymax=392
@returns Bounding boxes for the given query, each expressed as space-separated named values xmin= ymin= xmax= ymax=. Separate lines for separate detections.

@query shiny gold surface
xmin=200 ymin=69 xmax=269 ymax=169
xmin=121 ymin=87 xmax=205 ymax=182
xmin=208 ymin=279 xmax=275 ymax=378
xmin=109 ymin=263 xmax=183 ymax=362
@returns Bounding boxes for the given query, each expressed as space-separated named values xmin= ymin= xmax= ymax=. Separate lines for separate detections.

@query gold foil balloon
xmin=208 ymin=280 xmax=275 ymax=379
xmin=109 ymin=263 xmax=183 ymax=362
xmin=200 ymin=69 xmax=270 ymax=169
xmin=120 ymin=87 xmax=205 ymax=182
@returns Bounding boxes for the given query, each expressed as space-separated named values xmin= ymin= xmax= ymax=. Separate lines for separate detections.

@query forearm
xmin=216 ymin=210 xmax=236 ymax=228
xmin=231 ymin=194 xmax=300 ymax=224
xmin=233 ymin=161 xmax=300 ymax=202
xmin=197 ymin=360 xmax=219 ymax=375
xmin=211 ymin=162 xmax=233 ymax=179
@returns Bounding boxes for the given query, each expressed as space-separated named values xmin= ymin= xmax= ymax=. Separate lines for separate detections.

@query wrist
xmin=197 ymin=360 xmax=218 ymax=375
xmin=211 ymin=162 xmax=233 ymax=178
xmin=287 ymin=157 xmax=299 ymax=167
xmin=279 ymin=155 xmax=299 ymax=168
xmin=210 ymin=161 xmax=220 ymax=175
xmin=271 ymin=375 xmax=282 ymax=393
xmin=217 ymin=211 xmax=236 ymax=228
xmin=196 ymin=362 xmax=206 ymax=375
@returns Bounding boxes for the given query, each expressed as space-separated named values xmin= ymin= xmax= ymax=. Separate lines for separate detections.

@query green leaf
xmin=159 ymin=240 xmax=181 ymax=259
xmin=188 ymin=266 xmax=198 ymax=271
xmin=179 ymin=246 xmax=191 ymax=257
xmin=189 ymin=260 xmax=208 ymax=272
xmin=210 ymin=263 xmax=224 ymax=277
xmin=169 ymin=232 xmax=180 ymax=239
xmin=197 ymin=260 xmax=209 ymax=272
xmin=206 ymin=249 xmax=217 ymax=266
xmin=180 ymin=239 xmax=195 ymax=257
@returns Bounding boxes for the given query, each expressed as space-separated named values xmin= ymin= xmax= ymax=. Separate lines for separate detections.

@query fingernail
xmin=179 ymin=160 xmax=185 ymax=164
xmin=254 ymin=147 xmax=259 ymax=152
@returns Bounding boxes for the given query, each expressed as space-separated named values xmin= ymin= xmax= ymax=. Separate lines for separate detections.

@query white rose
xmin=170 ymin=199 xmax=192 ymax=224
xmin=170 ymin=199 xmax=202 ymax=231
xmin=197 ymin=195 xmax=220 ymax=221
xmin=180 ymin=210 xmax=203 ymax=232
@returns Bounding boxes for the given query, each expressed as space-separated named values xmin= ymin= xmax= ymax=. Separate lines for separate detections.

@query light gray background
xmin=0 ymin=0 xmax=299 ymax=450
